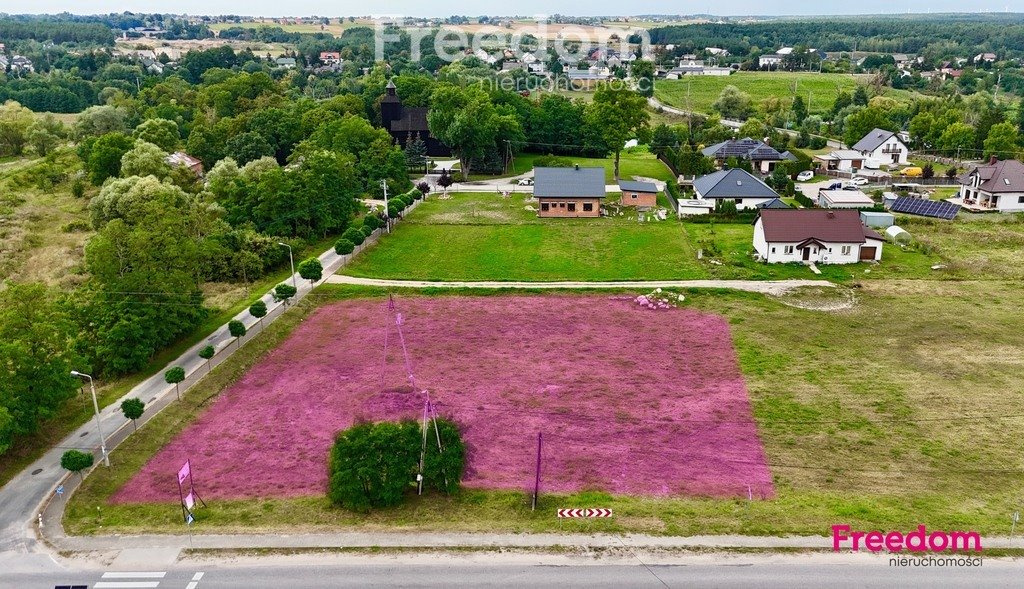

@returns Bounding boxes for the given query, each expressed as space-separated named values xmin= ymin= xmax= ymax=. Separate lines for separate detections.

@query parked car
xmin=796 ymin=170 xmax=815 ymax=182
xmin=850 ymin=176 xmax=870 ymax=186
xmin=517 ymin=177 xmax=534 ymax=186
xmin=900 ymin=166 xmax=924 ymax=177
xmin=826 ymin=182 xmax=844 ymax=191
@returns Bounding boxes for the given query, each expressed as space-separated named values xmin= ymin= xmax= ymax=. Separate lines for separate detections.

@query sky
xmin=2 ymin=1 xmax=1023 ymax=17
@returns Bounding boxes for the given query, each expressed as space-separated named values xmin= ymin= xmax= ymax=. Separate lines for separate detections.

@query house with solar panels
xmin=533 ymin=166 xmax=606 ymax=218
xmin=958 ymin=158 xmax=1024 ymax=213
xmin=692 ymin=168 xmax=780 ymax=211
xmin=753 ymin=209 xmax=885 ymax=264
xmin=701 ymin=138 xmax=796 ymax=174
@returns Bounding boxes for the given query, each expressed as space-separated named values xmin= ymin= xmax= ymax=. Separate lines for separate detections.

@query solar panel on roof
xmin=889 ymin=196 xmax=960 ymax=220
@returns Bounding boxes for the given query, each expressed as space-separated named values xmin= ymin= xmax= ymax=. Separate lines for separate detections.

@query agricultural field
xmin=208 ymin=18 xmax=372 ymax=35
xmin=67 ymin=280 xmax=1024 ymax=536
xmin=654 ymin=73 xmax=871 ymax=117
xmin=112 ymin=295 xmax=772 ymax=502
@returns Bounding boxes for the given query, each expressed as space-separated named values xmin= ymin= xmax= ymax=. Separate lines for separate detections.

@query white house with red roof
xmin=958 ymin=158 xmax=1024 ymax=213
xmin=753 ymin=209 xmax=884 ymax=264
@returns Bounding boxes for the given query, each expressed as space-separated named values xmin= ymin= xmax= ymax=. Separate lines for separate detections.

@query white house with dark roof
xmin=958 ymin=158 xmax=1024 ymax=212
xmin=753 ymin=209 xmax=884 ymax=264
xmin=851 ymin=128 xmax=909 ymax=165
xmin=814 ymin=149 xmax=866 ymax=172
xmin=692 ymin=168 xmax=780 ymax=211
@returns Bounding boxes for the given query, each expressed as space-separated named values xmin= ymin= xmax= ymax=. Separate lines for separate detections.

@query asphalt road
xmin=4 ymin=557 xmax=1017 ymax=589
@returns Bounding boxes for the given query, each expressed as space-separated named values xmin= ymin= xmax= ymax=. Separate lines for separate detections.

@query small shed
xmin=885 ymin=225 xmax=912 ymax=244
xmin=860 ymin=211 xmax=895 ymax=228
xmin=618 ymin=180 xmax=659 ymax=208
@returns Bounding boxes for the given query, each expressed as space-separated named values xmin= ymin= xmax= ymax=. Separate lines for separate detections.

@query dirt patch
xmin=772 ymin=286 xmax=856 ymax=312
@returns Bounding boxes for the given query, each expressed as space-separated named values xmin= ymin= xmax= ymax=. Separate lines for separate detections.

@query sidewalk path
xmin=327 ymin=275 xmax=834 ymax=296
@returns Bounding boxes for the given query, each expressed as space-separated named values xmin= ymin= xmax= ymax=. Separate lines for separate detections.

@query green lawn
xmin=509 ymin=149 xmax=676 ymax=183
xmin=342 ymin=192 xmax=962 ymax=282
xmin=65 ymin=281 xmax=1024 ymax=538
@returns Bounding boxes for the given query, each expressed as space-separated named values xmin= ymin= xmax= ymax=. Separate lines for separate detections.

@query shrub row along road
xmin=0 ymin=224 xmax=389 ymax=555
xmin=327 ymin=275 xmax=834 ymax=296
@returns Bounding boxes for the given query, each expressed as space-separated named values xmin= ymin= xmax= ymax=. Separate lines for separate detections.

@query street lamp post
xmin=277 ymin=242 xmax=297 ymax=289
xmin=70 ymin=371 xmax=109 ymax=467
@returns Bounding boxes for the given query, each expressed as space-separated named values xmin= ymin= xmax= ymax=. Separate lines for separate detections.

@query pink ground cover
xmin=113 ymin=295 xmax=774 ymax=503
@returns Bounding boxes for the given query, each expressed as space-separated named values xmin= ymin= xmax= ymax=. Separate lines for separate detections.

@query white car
xmin=851 ymin=176 xmax=870 ymax=186
xmin=796 ymin=170 xmax=814 ymax=182
xmin=517 ymin=177 xmax=534 ymax=186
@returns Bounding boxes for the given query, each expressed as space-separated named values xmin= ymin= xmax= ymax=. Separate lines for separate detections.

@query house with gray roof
xmin=691 ymin=168 xmax=780 ymax=211
xmin=617 ymin=180 xmax=659 ymax=208
xmin=851 ymin=128 xmax=909 ymax=165
xmin=534 ymin=166 xmax=605 ymax=218
xmin=701 ymin=138 xmax=796 ymax=174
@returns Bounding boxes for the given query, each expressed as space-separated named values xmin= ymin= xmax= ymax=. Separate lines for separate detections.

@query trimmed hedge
xmin=342 ymin=226 xmax=365 ymax=246
xmin=334 ymin=238 xmax=355 ymax=255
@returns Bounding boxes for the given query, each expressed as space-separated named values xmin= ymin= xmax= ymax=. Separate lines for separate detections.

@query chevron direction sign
xmin=557 ymin=508 xmax=613 ymax=518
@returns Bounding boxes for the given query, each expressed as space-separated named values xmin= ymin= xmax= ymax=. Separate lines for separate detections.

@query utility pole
xmin=381 ymin=179 xmax=390 ymax=234
xmin=532 ymin=432 xmax=543 ymax=511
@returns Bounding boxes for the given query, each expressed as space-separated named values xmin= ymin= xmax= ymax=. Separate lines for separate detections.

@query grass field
xmin=342 ymin=192 xmax=955 ymax=282
xmin=654 ymin=73 xmax=871 ymax=117
xmin=66 ymin=281 xmax=1024 ymax=537
xmin=113 ymin=295 xmax=770 ymax=502
xmin=513 ymin=149 xmax=675 ymax=183
xmin=0 ymin=150 xmax=92 ymax=287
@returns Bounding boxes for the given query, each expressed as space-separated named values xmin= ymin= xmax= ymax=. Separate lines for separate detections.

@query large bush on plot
xmin=328 ymin=418 xmax=465 ymax=511
xmin=422 ymin=418 xmax=466 ymax=496
xmin=328 ymin=421 xmax=420 ymax=511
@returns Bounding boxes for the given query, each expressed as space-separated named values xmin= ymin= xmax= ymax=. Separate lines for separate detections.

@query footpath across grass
xmin=65 ymin=282 xmax=1024 ymax=538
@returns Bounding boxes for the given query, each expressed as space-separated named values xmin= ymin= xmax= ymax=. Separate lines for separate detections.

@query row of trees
xmin=427 ymin=82 xmax=650 ymax=180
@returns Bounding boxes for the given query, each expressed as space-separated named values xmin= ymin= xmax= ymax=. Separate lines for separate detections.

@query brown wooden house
xmin=534 ymin=166 xmax=605 ymax=218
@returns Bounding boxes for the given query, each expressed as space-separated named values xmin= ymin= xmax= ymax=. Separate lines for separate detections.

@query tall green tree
xmin=711 ymin=85 xmax=753 ymax=120
xmin=427 ymin=84 xmax=522 ymax=180
xmin=133 ymin=118 xmax=180 ymax=152
xmin=631 ymin=59 xmax=655 ymax=98
xmin=584 ymin=85 xmax=650 ymax=180
xmin=0 ymin=284 xmax=80 ymax=455
xmin=982 ymin=121 xmax=1020 ymax=159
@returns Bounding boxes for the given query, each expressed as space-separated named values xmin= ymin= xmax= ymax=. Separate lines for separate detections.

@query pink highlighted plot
xmin=113 ymin=296 xmax=773 ymax=503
